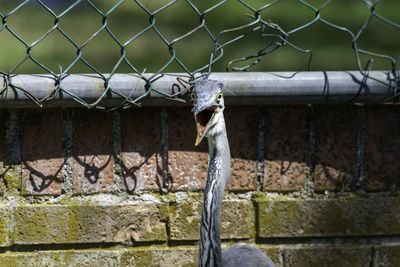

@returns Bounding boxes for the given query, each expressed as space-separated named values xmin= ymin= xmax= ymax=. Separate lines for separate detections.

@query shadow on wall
xmin=1 ymin=105 xmax=400 ymax=195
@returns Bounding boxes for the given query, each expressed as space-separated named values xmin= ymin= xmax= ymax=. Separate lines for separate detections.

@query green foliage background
xmin=0 ymin=0 xmax=399 ymax=75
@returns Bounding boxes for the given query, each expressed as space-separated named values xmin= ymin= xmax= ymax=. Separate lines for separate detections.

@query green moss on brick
xmin=65 ymin=204 xmax=82 ymax=242
xmin=0 ymin=253 xmax=36 ymax=266
xmin=14 ymin=203 xmax=168 ymax=245
xmin=169 ymin=199 xmax=255 ymax=241
xmin=375 ymin=246 xmax=400 ymax=267
xmin=0 ymin=206 xmax=11 ymax=247
xmin=13 ymin=205 xmax=69 ymax=244
xmin=3 ymin=165 xmax=21 ymax=192
xmin=37 ymin=250 xmax=122 ymax=266
xmin=121 ymin=248 xmax=197 ymax=267
xmin=258 ymin=246 xmax=282 ymax=267
xmin=285 ymin=246 xmax=371 ymax=267
xmin=257 ymin=197 xmax=400 ymax=238
xmin=169 ymin=201 xmax=201 ymax=240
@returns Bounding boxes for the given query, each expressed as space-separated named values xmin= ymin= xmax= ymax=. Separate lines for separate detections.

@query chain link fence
xmin=0 ymin=0 xmax=399 ymax=109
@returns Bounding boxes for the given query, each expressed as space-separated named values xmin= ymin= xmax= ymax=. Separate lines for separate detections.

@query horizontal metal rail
xmin=0 ymin=71 xmax=396 ymax=108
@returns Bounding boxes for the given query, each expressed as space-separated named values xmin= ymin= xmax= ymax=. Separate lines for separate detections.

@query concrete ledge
xmin=257 ymin=197 xmax=400 ymax=238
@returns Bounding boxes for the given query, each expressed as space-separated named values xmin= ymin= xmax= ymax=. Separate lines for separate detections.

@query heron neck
xmin=198 ymin=115 xmax=231 ymax=267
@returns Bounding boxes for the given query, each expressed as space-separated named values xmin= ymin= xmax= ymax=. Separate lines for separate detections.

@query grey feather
xmin=192 ymin=79 xmax=276 ymax=267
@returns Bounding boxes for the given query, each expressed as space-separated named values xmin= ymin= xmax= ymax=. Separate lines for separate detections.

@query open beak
xmin=195 ymin=106 xmax=218 ymax=146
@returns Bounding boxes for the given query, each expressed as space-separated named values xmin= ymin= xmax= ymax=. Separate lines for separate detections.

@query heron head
xmin=191 ymin=79 xmax=225 ymax=146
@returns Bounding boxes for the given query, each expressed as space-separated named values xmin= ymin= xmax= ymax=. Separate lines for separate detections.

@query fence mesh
xmin=0 ymin=0 xmax=399 ymax=108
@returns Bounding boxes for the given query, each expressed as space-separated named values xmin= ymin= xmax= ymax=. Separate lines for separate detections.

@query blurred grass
xmin=0 ymin=0 xmax=399 ymax=75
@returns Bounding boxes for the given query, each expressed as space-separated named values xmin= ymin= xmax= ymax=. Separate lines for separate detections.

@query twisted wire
xmin=0 ymin=0 xmax=399 ymax=108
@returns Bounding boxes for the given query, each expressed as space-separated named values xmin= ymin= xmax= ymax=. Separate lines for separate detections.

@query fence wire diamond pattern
xmin=0 ymin=0 xmax=399 ymax=108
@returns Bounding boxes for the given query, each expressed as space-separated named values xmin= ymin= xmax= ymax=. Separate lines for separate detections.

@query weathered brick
xmin=0 ymin=111 xmax=4 ymax=193
xmin=257 ymin=197 xmax=400 ymax=238
xmin=263 ymin=106 xmax=307 ymax=191
xmin=0 ymin=253 xmax=37 ymax=266
xmin=0 ymin=206 xmax=11 ymax=247
xmin=37 ymin=250 xmax=122 ymax=267
xmin=3 ymin=110 xmax=22 ymax=192
xmin=120 ymin=248 xmax=198 ymax=267
xmin=168 ymin=106 xmax=259 ymax=192
xmin=13 ymin=203 xmax=167 ymax=244
xmin=314 ymin=106 xmax=357 ymax=191
xmin=73 ymin=110 xmax=114 ymax=194
xmin=0 ymin=247 xmax=280 ymax=267
xmin=364 ymin=106 xmax=400 ymax=191
xmin=225 ymin=107 xmax=258 ymax=191
xmin=284 ymin=246 xmax=371 ymax=267
xmin=169 ymin=199 xmax=254 ymax=240
xmin=168 ymin=108 xmax=208 ymax=191
xmin=375 ymin=245 xmax=400 ymax=267
xmin=257 ymin=246 xmax=282 ymax=267
xmin=22 ymin=110 xmax=63 ymax=195
xmin=120 ymin=246 xmax=280 ymax=267
xmin=220 ymin=200 xmax=255 ymax=239
xmin=121 ymin=108 xmax=162 ymax=191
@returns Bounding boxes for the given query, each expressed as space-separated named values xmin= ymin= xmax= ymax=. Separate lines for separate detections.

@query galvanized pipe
xmin=0 ymin=71 xmax=395 ymax=108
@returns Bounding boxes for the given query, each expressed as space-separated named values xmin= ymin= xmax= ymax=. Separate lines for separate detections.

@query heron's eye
xmin=191 ymin=92 xmax=197 ymax=102
xmin=216 ymin=92 xmax=223 ymax=102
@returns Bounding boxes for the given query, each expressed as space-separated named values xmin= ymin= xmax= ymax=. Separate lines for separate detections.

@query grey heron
xmin=192 ymin=79 xmax=276 ymax=267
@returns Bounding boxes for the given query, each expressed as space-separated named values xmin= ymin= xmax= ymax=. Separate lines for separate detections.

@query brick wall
xmin=0 ymin=105 xmax=399 ymax=267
